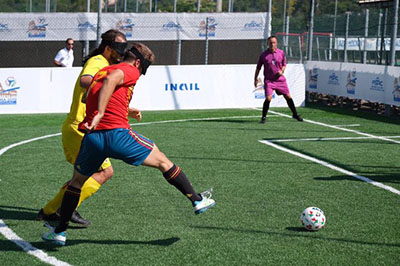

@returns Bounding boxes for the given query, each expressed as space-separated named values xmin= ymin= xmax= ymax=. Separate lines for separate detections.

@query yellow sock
xmin=77 ymin=177 xmax=101 ymax=208
xmin=42 ymin=183 xmax=68 ymax=215
xmin=42 ymin=177 xmax=101 ymax=215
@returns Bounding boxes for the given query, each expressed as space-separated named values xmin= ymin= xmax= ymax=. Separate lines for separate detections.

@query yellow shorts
xmin=61 ymin=120 xmax=112 ymax=170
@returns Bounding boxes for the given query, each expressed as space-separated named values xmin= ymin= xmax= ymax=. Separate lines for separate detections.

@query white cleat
xmin=42 ymin=223 xmax=66 ymax=246
xmin=194 ymin=188 xmax=216 ymax=215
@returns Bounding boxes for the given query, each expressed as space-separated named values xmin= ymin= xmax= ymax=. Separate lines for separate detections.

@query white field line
xmin=269 ymin=110 xmax=400 ymax=145
xmin=0 ymin=115 xmax=261 ymax=265
xmin=259 ymin=140 xmax=400 ymax=196
xmin=332 ymin=124 xmax=360 ymax=127
xmin=0 ymin=220 xmax=71 ymax=266
xmin=130 ymin=115 xmax=271 ymax=126
xmin=269 ymin=135 xmax=400 ymax=143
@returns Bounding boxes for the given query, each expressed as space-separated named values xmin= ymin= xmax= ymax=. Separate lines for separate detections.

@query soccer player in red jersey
xmin=42 ymin=43 xmax=215 ymax=245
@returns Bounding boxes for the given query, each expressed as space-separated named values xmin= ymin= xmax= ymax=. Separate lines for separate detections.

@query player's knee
xmin=267 ymin=95 xmax=273 ymax=101
xmin=154 ymin=150 xmax=173 ymax=172
xmin=104 ymin=166 xmax=114 ymax=177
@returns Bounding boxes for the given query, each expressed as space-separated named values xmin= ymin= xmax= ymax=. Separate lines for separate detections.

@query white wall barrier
xmin=306 ymin=61 xmax=400 ymax=107
xmin=0 ymin=64 xmax=306 ymax=114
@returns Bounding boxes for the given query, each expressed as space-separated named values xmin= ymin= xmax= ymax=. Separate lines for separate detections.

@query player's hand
xmin=85 ymin=113 xmax=102 ymax=132
xmin=129 ymin=108 xmax=142 ymax=122
xmin=278 ymin=70 xmax=284 ymax=76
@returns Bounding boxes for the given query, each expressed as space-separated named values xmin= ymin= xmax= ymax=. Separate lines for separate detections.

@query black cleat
xmin=36 ymin=208 xmax=60 ymax=221
xmin=260 ymin=117 xmax=266 ymax=124
xmin=70 ymin=210 xmax=91 ymax=227
xmin=293 ymin=114 xmax=303 ymax=122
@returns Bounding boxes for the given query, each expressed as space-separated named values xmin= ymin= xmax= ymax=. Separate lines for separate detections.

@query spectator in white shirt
xmin=54 ymin=38 xmax=74 ymax=67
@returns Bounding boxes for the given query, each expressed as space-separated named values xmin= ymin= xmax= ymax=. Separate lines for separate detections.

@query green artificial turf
xmin=0 ymin=105 xmax=399 ymax=265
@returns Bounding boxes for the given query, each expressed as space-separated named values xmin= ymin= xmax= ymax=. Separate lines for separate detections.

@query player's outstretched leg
xmin=142 ymin=145 xmax=215 ymax=215
xmin=162 ymin=164 xmax=215 ymax=214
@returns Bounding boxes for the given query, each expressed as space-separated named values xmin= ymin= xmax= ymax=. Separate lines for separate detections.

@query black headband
xmin=103 ymin=40 xmax=128 ymax=56
xmin=129 ymin=47 xmax=151 ymax=75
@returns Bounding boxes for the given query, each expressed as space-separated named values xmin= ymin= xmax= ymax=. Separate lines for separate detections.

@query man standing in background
xmin=54 ymin=38 xmax=75 ymax=67
xmin=254 ymin=36 xmax=303 ymax=124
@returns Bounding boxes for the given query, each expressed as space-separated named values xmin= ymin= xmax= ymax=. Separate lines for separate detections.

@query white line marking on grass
xmin=259 ymin=140 xmax=400 ymax=196
xmin=269 ymin=135 xmax=400 ymax=143
xmin=0 ymin=115 xmax=259 ymax=265
xmin=0 ymin=133 xmax=71 ymax=266
xmin=332 ymin=124 xmax=360 ymax=127
xmin=130 ymin=115 xmax=262 ymax=126
xmin=0 ymin=220 xmax=71 ymax=266
xmin=269 ymin=110 xmax=400 ymax=145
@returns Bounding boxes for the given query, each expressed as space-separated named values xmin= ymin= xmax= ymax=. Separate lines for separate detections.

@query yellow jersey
xmin=65 ymin=54 xmax=110 ymax=125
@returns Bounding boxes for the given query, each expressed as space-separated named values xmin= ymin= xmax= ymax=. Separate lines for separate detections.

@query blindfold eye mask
xmin=106 ymin=41 xmax=128 ymax=56
xmin=129 ymin=47 xmax=151 ymax=75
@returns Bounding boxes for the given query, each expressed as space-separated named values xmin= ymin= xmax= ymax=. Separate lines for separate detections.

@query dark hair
xmin=65 ymin=38 xmax=73 ymax=44
xmin=267 ymin=35 xmax=277 ymax=42
xmin=82 ymin=29 xmax=126 ymax=65
xmin=123 ymin=42 xmax=155 ymax=75
xmin=124 ymin=42 xmax=154 ymax=63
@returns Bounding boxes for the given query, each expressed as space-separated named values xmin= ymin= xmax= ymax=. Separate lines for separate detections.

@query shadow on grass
xmin=0 ymin=237 xmax=180 ymax=252
xmin=314 ymin=174 xmax=400 ymax=184
xmin=0 ymin=205 xmax=37 ymax=221
xmin=192 ymin=225 xmax=400 ymax=248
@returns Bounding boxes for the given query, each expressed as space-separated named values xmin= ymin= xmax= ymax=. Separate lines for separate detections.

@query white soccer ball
xmin=300 ymin=206 xmax=326 ymax=231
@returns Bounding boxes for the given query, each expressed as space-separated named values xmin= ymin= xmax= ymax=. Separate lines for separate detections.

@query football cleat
xmin=260 ymin=117 xmax=266 ymax=124
xmin=70 ymin=210 xmax=91 ymax=227
xmin=194 ymin=188 xmax=216 ymax=215
xmin=36 ymin=208 xmax=60 ymax=221
xmin=293 ymin=114 xmax=303 ymax=122
xmin=42 ymin=224 xmax=67 ymax=246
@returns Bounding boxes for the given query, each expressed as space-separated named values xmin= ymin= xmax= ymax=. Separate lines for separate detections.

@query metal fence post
xmin=285 ymin=0 xmax=290 ymax=55
xmin=363 ymin=9 xmax=369 ymax=64
xmin=307 ymin=0 xmax=314 ymax=61
xmin=96 ymin=0 xmax=102 ymax=47
xmin=386 ymin=0 xmax=399 ymax=116
xmin=344 ymin=12 xmax=350 ymax=63
xmin=84 ymin=0 xmax=90 ymax=58
xmin=390 ymin=0 xmax=399 ymax=66
xmin=205 ymin=17 xmax=209 ymax=65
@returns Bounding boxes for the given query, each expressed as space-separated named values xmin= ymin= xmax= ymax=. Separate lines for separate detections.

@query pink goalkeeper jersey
xmin=256 ymin=48 xmax=289 ymax=96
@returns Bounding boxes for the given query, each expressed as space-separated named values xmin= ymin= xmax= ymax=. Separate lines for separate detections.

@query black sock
xmin=262 ymin=100 xmax=270 ymax=118
xmin=286 ymin=98 xmax=298 ymax=116
xmin=163 ymin=164 xmax=201 ymax=203
xmin=55 ymin=186 xmax=81 ymax=233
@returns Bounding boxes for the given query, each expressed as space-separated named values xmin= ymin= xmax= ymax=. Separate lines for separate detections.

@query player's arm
xmin=85 ymin=69 xmax=125 ymax=131
xmin=254 ymin=67 xmax=261 ymax=88
xmin=254 ymin=56 xmax=262 ymax=87
xmin=129 ymin=107 xmax=142 ymax=122
xmin=54 ymin=60 xmax=63 ymax=67
xmin=54 ymin=51 xmax=64 ymax=67
xmin=80 ymin=75 xmax=94 ymax=103
xmin=279 ymin=52 xmax=287 ymax=76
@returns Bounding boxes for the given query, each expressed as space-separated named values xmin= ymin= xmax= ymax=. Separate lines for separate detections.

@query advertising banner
xmin=0 ymin=12 xmax=269 ymax=41
xmin=0 ymin=64 xmax=305 ymax=114
xmin=305 ymin=61 xmax=400 ymax=106
xmin=335 ymin=37 xmax=400 ymax=51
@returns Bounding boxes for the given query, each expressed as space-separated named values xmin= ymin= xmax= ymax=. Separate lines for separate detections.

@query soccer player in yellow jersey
xmin=37 ymin=29 xmax=128 ymax=225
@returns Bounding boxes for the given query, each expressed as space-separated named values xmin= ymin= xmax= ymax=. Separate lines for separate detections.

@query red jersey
xmin=79 ymin=62 xmax=140 ymax=131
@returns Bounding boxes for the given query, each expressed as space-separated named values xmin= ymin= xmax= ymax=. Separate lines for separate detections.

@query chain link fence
xmin=1 ymin=0 xmax=399 ymax=67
